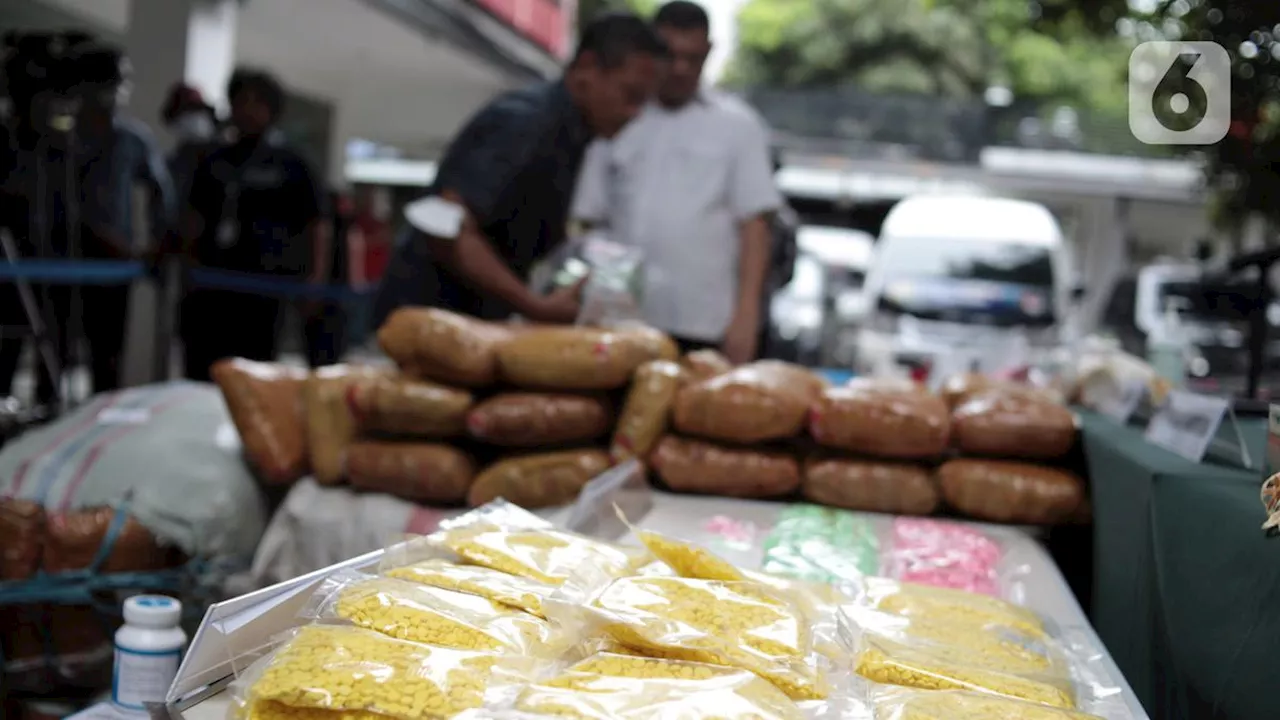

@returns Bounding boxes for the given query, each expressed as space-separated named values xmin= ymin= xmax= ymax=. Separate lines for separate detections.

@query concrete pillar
xmin=121 ymin=0 xmax=238 ymax=387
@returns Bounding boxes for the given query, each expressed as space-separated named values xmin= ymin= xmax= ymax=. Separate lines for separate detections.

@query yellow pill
xmin=245 ymin=625 xmax=502 ymax=720
xmin=872 ymin=689 xmax=1105 ymax=720
xmin=635 ymin=531 xmax=746 ymax=582
xmin=384 ymin=558 xmax=552 ymax=616
xmin=855 ymin=642 xmax=1074 ymax=709
xmin=435 ymin=526 xmax=649 ymax=585
xmin=588 ymin=576 xmax=825 ymax=701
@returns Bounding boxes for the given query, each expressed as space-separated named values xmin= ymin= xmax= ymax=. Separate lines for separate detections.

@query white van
xmin=854 ymin=195 xmax=1072 ymax=377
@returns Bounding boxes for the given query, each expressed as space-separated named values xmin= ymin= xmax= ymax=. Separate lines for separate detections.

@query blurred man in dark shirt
xmin=374 ymin=12 xmax=667 ymax=325
xmin=180 ymin=68 xmax=329 ymax=381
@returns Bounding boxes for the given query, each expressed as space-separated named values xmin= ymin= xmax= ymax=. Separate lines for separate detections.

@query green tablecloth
xmin=1079 ymin=410 xmax=1279 ymax=720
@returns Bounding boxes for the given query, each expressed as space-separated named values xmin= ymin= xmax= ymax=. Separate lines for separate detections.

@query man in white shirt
xmin=572 ymin=0 xmax=782 ymax=362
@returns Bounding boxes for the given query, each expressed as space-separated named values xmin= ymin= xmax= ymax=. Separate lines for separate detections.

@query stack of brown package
xmin=0 ymin=499 xmax=184 ymax=693
xmin=212 ymin=308 xmax=680 ymax=510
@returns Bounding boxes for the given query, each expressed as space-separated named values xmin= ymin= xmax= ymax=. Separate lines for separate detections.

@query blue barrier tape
xmin=0 ymin=557 xmax=236 ymax=607
xmin=0 ymin=259 xmax=146 ymax=285
xmin=86 ymin=499 xmax=133 ymax=575
xmin=187 ymin=267 xmax=372 ymax=302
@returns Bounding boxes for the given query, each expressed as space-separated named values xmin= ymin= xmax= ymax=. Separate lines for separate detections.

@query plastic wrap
xmin=858 ymin=577 xmax=1046 ymax=640
xmin=377 ymin=307 xmax=513 ymax=387
xmin=348 ymin=375 xmax=473 ymax=438
xmin=936 ymin=460 xmax=1085 ymax=526
xmin=673 ymin=361 xmax=822 ymax=443
xmin=884 ymin=518 xmax=1003 ymax=596
xmin=467 ymin=450 xmax=612 ymax=509
xmin=809 ymin=382 xmax=950 ymax=459
xmin=869 ymin=688 xmax=1105 ymax=720
xmin=304 ymin=365 xmax=387 ymax=485
xmin=854 ymin=632 xmax=1075 ymax=709
xmin=211 ymin=358 xmax=309 ymax=484
xmin=429 ymin=509 xmax=649 ymax=585
xmin=681 ymin=349 xmax=733 ymax=382
xmin=938 ymin=373 xmax=995 ymax=409
xmin=230 ymin=624 xmax=515 ymax=720
xmin=951 ymin=391 xmax=1076 ymax=460
xmin=581 ymin=575 xmax=828 ymax=700
xmin=302 ymin=569 xmax=568 ymax=657
xmin=615 ymin=325 xmax=680 ymax=364
xmin=649 ymin=436 xmax=801 ymax=498
xmin=761 ymin=504 xmax=880 ymax=584
xmin=382 ymin=557 xmax=556 ymax=617
xmin=496 ymin=327 xmax=654 ymax=391
xmin=466 ymin=394 xmax=612 ymax=447
xmin=501 ymin=652 xmax=806 ymax=720
xmin=802 ymin=459 xmax=939 ymax=515
xmin=345 ymin=441 xmax=476 ymax=503
xmin=610 ymin=360 xmax=685 ymax=462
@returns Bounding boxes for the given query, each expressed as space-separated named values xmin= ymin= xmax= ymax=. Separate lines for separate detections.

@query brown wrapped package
xmin=611 ymin=360 xmax=685 ymax=462
xmin=350 ymin=375 xmax=473 ymax=437
xmin=467 ymin=449 xmax=612 ymax=508
xmin=951 ymin=390 xmax=1077 ymax=460
xmin=650 ymin=436 xmax=801 ymax=498
xmin=466 ymin=393 xmax=611 ymax=447
xmin=1 ymin=499 xmax=44 ymax=579
xmin=681 ymin=349 xmax=733 ymax=382
xmin=346 ymin=441 xmax=476 ymax=503
xmin=809 ymin=381 xmax=950 ymax=459
xmin=211 ymin=359 xmax=309 ymax=485
xmin=496 ymin=327 xmax=653 ymax=390
xmin=673 ymin=361 xmax=823 ymax=443
xmin=616 ymin=325 xmax=680 ymax=362
xmin=939 ymin=372 xmax=993 ymax=408
xmin=803 ymin=459 xmax=940 ymax=515
xmin=378 ymin=307 xmax=513 ymax=387
xmin=937 ymin=459 xmax=1085 ymax=524
xmin=304 ymin=365 xmax=387 ymax=485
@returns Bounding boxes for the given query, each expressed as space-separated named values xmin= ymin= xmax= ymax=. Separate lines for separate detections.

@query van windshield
xmin=875 ymin=237 xmax=1056 ymax=326
xmin=879 ymin=237 xmax=1055 ymax=288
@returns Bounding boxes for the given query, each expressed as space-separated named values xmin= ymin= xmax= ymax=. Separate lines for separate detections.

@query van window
xmin=879 ymin=237 xmax=1054 ymax=289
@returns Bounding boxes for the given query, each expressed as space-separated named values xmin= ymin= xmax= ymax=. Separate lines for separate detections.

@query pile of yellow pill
xmin=243 ymin=625 xmax=501 ymax=720
xmin=855 ymin=638 xmax=1075 ymax=709
xmin=435 ymin=526 xmax=648 ymax=585
xmin=588 ymin=576 xmax=825 ymax=701
xmin=328 ymin=576 xmax=561 ymax=656
xmin=635 ymin=531 xmax=746 ymax=582
xmin=872 ymin=689 xmax=1105 ymax=720
xmin=242 ymin=699 xmax=388 ymax=720
xmin=881 ymin=614 xmax=1066 ymax=677
xmin=863 ymin=579 xmax=1047 ymax=639
xmin=383 ymin=558 xmax=553 ymax=616
xmin=514 ymin=653 xmax=806 ymax=720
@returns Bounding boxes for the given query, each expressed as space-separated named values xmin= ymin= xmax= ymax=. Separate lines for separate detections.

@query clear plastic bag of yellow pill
xmin=301 ymin=569 xmax=573 ymax=658
xmin=854 ymin=631 xmax=1076 ymax=710
xmin=230 ymin=624 xmax=521 ymax=720
xmin=869 ymin=687 xmax=1107 ymax=720
xmin=489 ymin=652 xmax=810 ymax=720
xmin=858 ymin=577 xmax=1048 ymax=640
xmin=379 ymin=549 xmax=557 ymax=617
xmin=237 ymin=698 xmax=391 ymax=720
xmin=849 ymin=606 xmax=1071 ymax=680
xmin=429 ymin=523 xmax=649 ymax=587
xmin=576 ymin=575 xmax=828 ymax=701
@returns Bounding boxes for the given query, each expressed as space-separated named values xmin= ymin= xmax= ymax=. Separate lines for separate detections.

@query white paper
xmin=1144 ymin=389 xmax=1228 ymax=463
xmin=404 ymin=195 xmax=464 ymax=239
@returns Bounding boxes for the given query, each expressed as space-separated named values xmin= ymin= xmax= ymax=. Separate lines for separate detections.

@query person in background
xmin=180 ymin=68 xmax=329 ymax=381
xmin=161 ymin=83 xmax=220 ymax=204
xmin=373 ymin=12 xmax=667 ymax=326
xmin=75 ymin=44 xmax=176 ymax=393
xmin=304 ymin=189 xmax=353 ymax=367
xmin=348 ymin=184 xmax=393 ymax=344
xmin=571 ymin=1 xmax=781 ymax=362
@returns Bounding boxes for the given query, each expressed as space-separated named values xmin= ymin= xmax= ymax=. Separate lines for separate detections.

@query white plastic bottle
xmin=112 ymin=595 xmax=187 ymax=714
xmin=1147 ymin=301 xmax=1188 ymax=388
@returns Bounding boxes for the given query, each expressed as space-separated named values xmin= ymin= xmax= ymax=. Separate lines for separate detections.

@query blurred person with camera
xmin=0 ymin=39 xmax=175 ymax=400
xmin=178 ymin=68 xmax=330 ymax=381
xmin=571 ymin=1 xmax=781 ymax=363
xmin=373 ymin=12 xmax=667 ymax=326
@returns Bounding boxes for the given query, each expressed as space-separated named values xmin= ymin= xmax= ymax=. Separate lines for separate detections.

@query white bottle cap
xmin=123 ymin=595 xmax=182 ymax=628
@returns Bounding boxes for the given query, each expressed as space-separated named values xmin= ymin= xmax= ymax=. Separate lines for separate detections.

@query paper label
xmin=1144 ymin=389 xmax=1229 ymax=463
xmin=112 ymin=645 xmax=181 ymax=710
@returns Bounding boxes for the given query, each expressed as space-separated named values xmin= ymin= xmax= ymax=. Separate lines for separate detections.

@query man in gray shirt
xmin=572 ymin=1 xmax=781 ymax=363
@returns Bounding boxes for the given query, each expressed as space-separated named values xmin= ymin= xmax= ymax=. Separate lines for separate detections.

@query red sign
xmin=471 ymin=0 xmax=569 ymax=57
